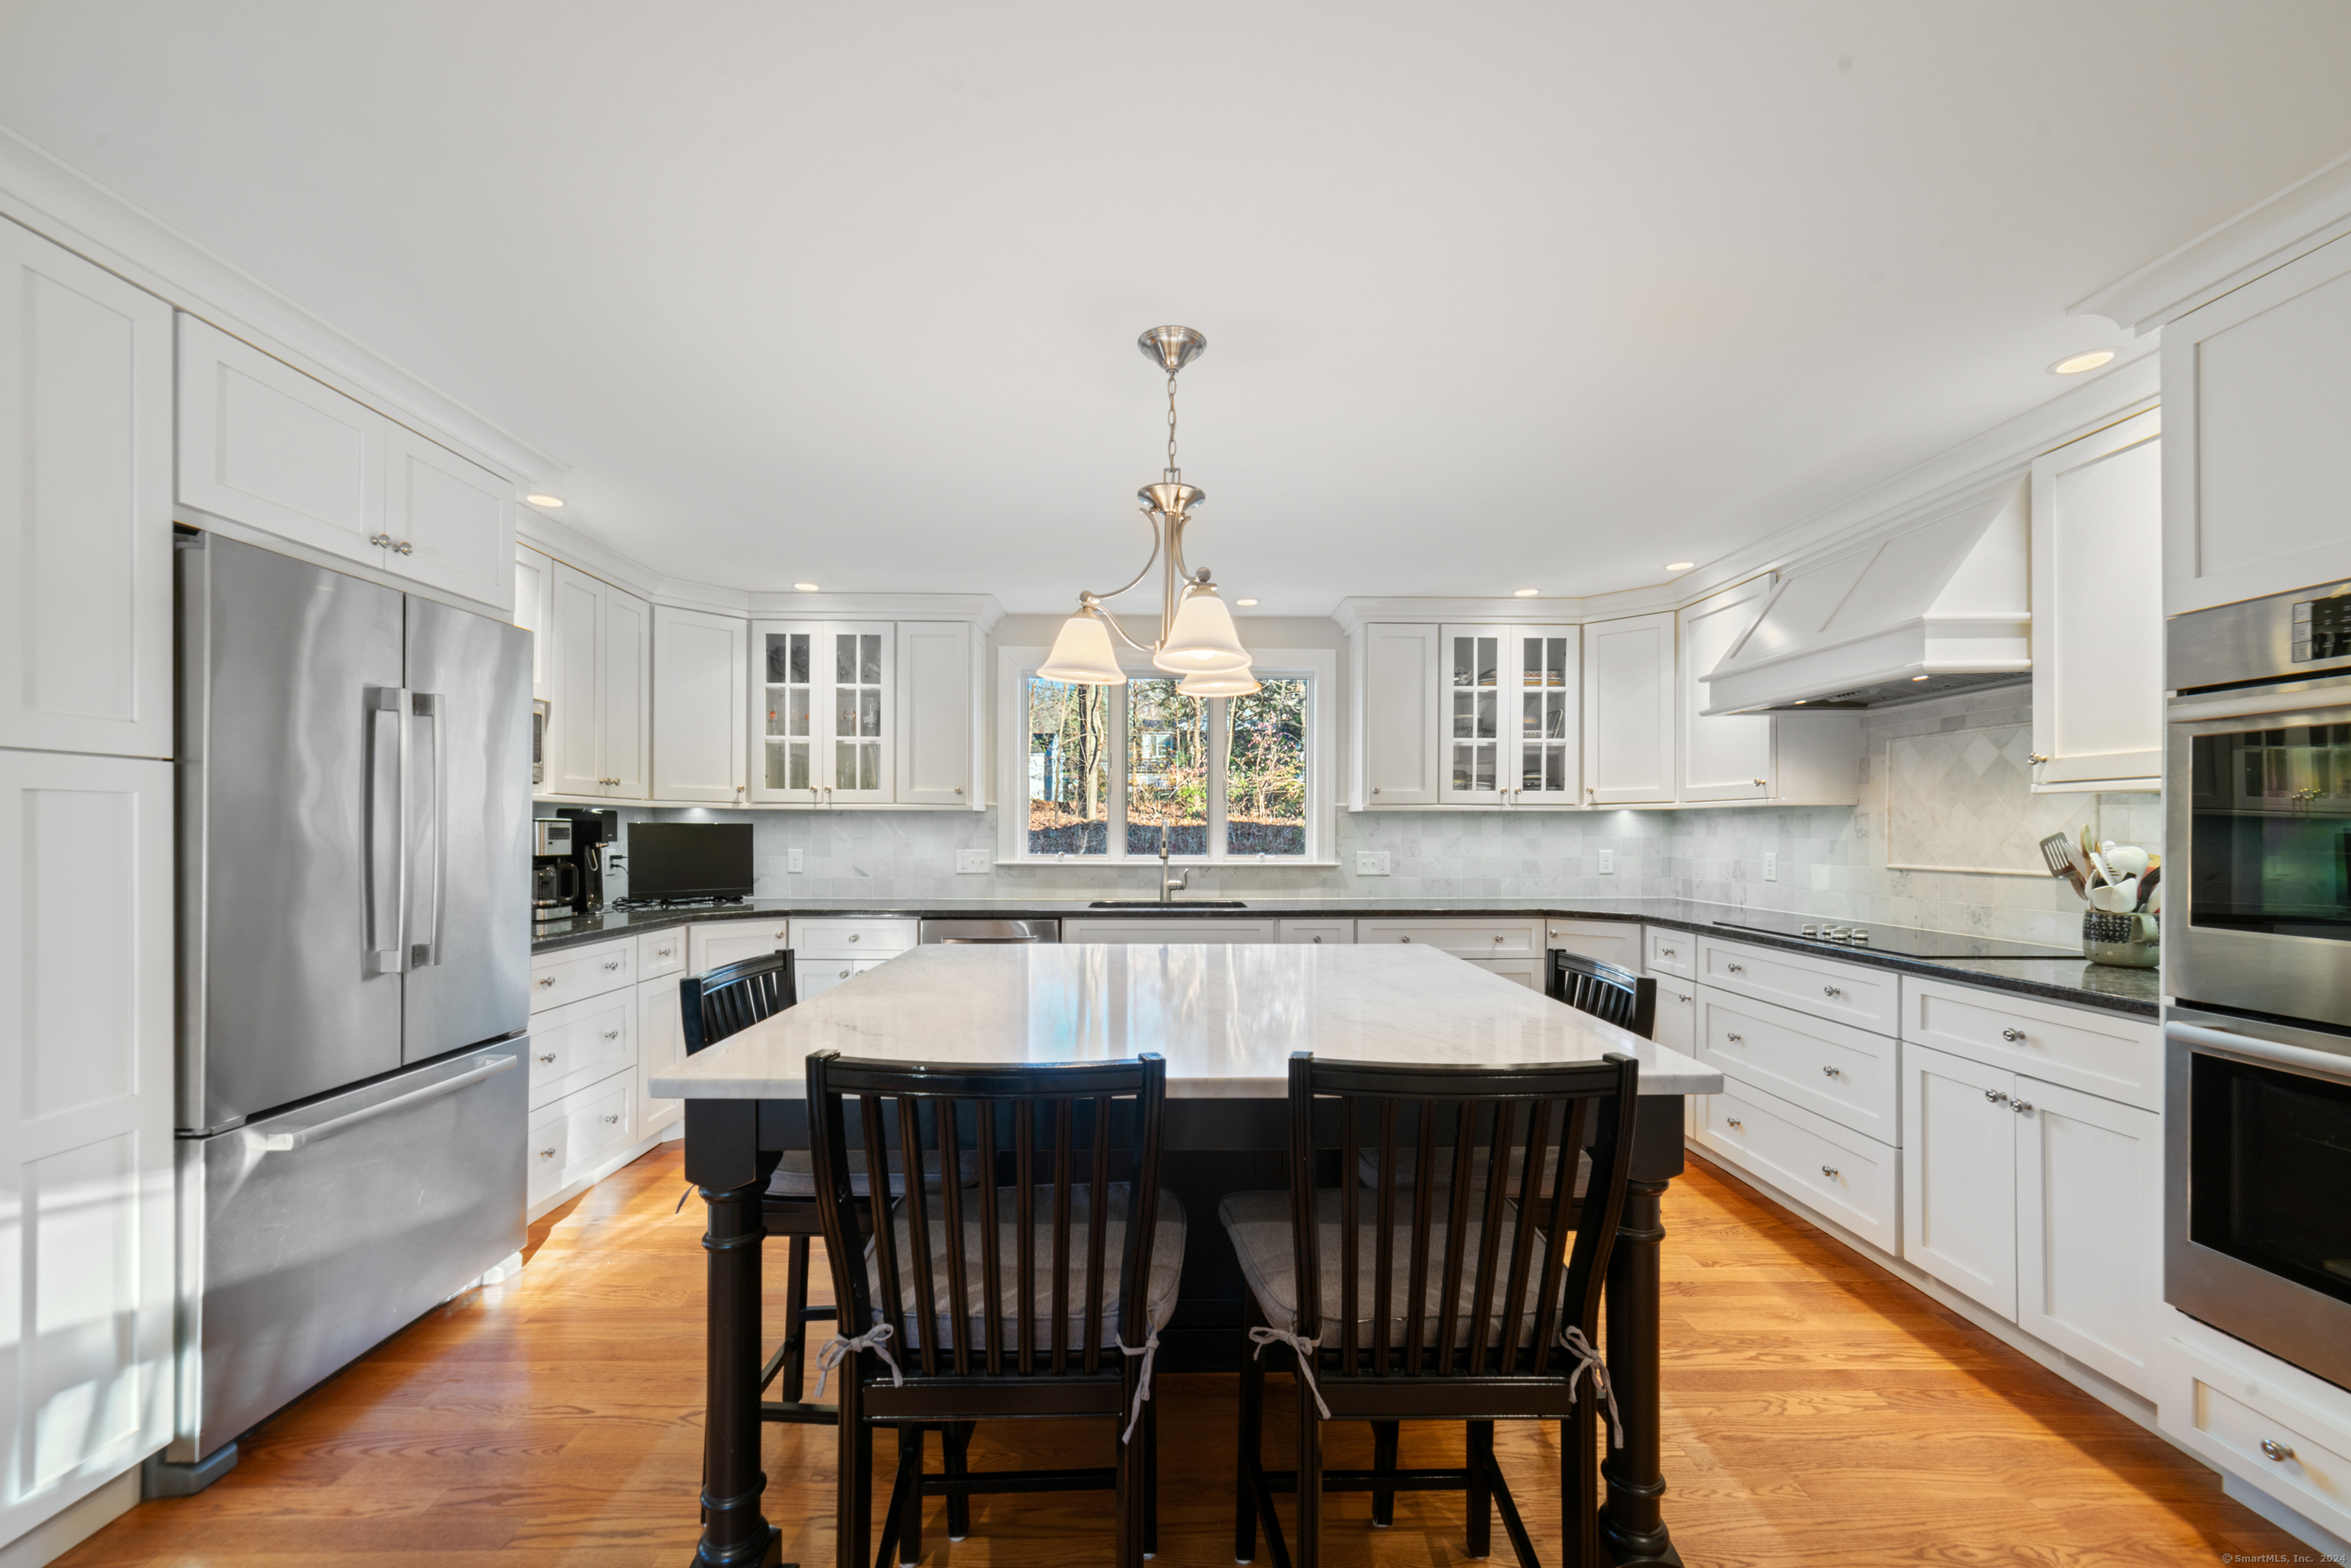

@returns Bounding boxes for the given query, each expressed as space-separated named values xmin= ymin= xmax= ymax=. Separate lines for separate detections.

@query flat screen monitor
xmin=628 ymin=822 xmax=755 ymax=901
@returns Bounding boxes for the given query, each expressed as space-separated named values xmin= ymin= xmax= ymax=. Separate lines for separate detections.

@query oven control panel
xmin=2292 ymin=596 xmax=2351 ymax=663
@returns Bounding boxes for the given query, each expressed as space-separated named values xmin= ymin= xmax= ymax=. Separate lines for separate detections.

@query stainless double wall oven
xmin=2164 ymin=579 xmax=2351 ymax=1390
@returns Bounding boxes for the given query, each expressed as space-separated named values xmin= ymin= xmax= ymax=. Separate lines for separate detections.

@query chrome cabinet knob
xmin=838 ymin=969 xmax=851 ymax=979
xmin=393 ymin=540 xmax=413 ymax=555
xmin=1822 ymin=985 xmax=1841 ymax=997
xmin=602 ymin=1029 xmax=619 ymax=1041
xmin=1400 ymin=935 xmax=1411 ymax=942
xmin=539 ymin=1146 xmax=557 ymax=1159
xmin=1493 ymin=934 xmax=1505 ymax=943
xmin=1984 ymin=1089 xmax=2010 ymax=1105
xmin=2261 ymin=1439 xmax=2296 ymax=1462
xmin=2013 ymin=1099 xmax=2034 ymax=1114
xmin=601 ymin=1113 xmax=621 ymax=1125
xmin=1753 ymin=777 xmax=1767 ymax=787
xmin=369 ymin=533 xmax=393 ymax=548
xmin=775 ymin=931 xmax=788 ymax=939
xmin=2028 ymin=753 xmax=2049 ymax=764
xmin=1677 ymin=993 xmax=1691 ymax=1003
xmin=1726 ymin=1032 xmax=1743 ymax=1044
xmin=1311 ymin=935 xmax=1322 ymax=943
xmin=1726 ymin=1117 xmax=1743 ymax=1130
xmin=1820 ymin=1165 xmax=1840 ymax=1179
xmin=1726 ymin=963 xmax=1743 ymax=974
xmin=536 ymin=976 xmax=556 ymax=989
xmin=1821 ymin=1065 xmax=1841 ymax=1078
xmin=1372 ymin=787 xmax=1381 ymax=794
xmin=537 ymin=1052 xmax=556 ymax=1064
xmin=849 ymin=933 xmax=859 ymax=943
xmin=1661 ymin=947 xmax=1675 ymax=957
xmin=604 ymin=960 xmax=621 ymax=970
xmin=2000 ymin=1027 xmax=2025 ymax=1042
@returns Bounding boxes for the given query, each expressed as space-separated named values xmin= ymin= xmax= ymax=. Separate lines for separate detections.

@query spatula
xmin=2039 ymin=833 xmax=2089 ymax=898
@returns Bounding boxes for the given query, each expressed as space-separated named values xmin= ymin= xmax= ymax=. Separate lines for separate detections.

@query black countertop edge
xmin=532 ymin=898 xmax=2160 ymax=1019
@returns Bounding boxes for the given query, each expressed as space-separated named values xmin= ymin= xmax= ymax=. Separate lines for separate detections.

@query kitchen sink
xmin=1087 ymin=900 xmax=1249 ymax=909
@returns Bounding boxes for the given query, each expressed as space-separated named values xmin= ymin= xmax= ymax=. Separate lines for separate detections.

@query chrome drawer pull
xmin=601 ymin=1113 xmax=621 ymax=1125
xmin=602 ymin=1029 xmax=620 ymax=1041
xmin=1820 ymin=1165 xmax=1840 ymax=1179
xmin=536 ymin=976 xmax=556 ymax=989
xmin=1660 ymin=947 xmax=1675 ymax=957
xmin=849 ymin=933 xmax=860 ymax=943
xmin=1677 ymin=993 xmax=1691 ymax=1003
xmin=1821 ymin=1065 xmax=1841 ymax=1078
xmin=603 ymin=960 xmax=622 ymax=971
xmin=1726 ymin=963 xmax=1743 ymax=973
xmin=1984 ymin=1089 xmax=2009 ymax=1105
xmin=538 ymin=1146 xmax=557 ymax=1160
xmin=1822 ymin=985 xmax=1840 ymax=998
xmin=537 ymin=1052 xmax=557 ymax=1064
xmin=1726 ymin=1032 xmax=1743 ymax=1043
xmin=2012 ymin=1099 xmax=2034 ymax=1114
xmin=2261 ymin=1439 xmax=2296 ymax=1462
xmin=1725 ymin=1117 xmax=1743 ymax=1130
xmin=2000 ymin=1027 xmax=2025 ymax=1042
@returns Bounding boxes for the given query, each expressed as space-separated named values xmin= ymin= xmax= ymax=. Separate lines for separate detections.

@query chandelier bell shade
xmin=1042 ymin=327 xmax=1255 ymax=688
xmin=1175 ymin=668 xmax=1262 ymax=697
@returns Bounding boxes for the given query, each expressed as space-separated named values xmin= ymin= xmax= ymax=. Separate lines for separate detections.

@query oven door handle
xmin=2168 ymin=684 xmax=2351 ymax=724
xmin=2166 ymin=1019 xmax=2351 ymax=1081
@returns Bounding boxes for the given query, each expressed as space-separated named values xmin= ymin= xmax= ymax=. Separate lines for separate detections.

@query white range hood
xmin=1702 ymin=481 xmax=2031 ymax=714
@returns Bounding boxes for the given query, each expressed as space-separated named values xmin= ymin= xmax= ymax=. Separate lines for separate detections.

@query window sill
xmin=998 ymin=859 xmax=1345 ymax=870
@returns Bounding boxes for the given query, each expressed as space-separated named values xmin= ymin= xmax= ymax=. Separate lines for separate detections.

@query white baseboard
xmin=2222 ymin=1472 xmax=2351 ymax=1561
xmin=0 ymin=1465 xmax=141 ymax=1568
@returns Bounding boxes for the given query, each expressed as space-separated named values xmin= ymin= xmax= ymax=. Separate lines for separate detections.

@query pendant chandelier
xmin=1038 ymin=326 xmax=1257 ymax=696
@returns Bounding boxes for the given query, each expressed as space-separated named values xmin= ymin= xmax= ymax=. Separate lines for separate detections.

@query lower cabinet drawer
xmin=1694 ymin=1080 xmax=1899 ymax=1253
xmin=527 ymin=988 xmax=635 ymax=1110
xmin=689 ymin=920 xmax=789 ymax=977
xmin=1904 ymin=977 xmax=2161 ymax=1113
xmin=2164 ymin=1325 xmax=2351 ymax=1537
xmin=528 ymin=1073 xmax=637 ymax=1208
xmin=1465 ymin=956 xmax=1544 ymax=990
xmin=1651 ymin=981 xmax=1696 ymax=1058
xmin=1696 ymin=935 xmax=1897 ymax=1036
xmin=1278 ymin=919 xmax=1355 ymax=944
xmin=1645 ymin=925 xmax=1694 ymax=979
xmin=530 ymin=937 xmax=634 ymax=1012
xmin=1061 ymin=918 xmax=1281 ymax=944
xmin=794 ymin=918 xmax=918 ymax=960
xmin=1697 ymin=986 xmax=1898 ymax=1144
xmin=1358 ymin=919 xmax=1543 ymax=959
xmin=1541 ymin=918 xmax=1642 ymax=972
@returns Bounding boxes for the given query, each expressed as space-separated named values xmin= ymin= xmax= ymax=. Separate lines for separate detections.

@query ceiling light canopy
xmin=1043 ymin=328 xmax=1255 ymax=689
xmin=2049 ymin=350 xmax=2116 ymax=375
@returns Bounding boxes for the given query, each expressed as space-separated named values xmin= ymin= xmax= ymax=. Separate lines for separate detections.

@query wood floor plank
xmin=58 ymin=1143 xmax=2307 ymax=1567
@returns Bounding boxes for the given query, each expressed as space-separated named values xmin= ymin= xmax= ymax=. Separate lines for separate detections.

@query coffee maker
xmin=532 ymin=818 xmax=580 ymax=930
xmin=553 ymin=807 xmax=618 ymax=914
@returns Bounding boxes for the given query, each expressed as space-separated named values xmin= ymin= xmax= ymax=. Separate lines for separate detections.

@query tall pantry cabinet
xmin=0 ymin=216 xmax=178 ymax=1545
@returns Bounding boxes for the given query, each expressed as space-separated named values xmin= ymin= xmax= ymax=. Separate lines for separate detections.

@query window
xmin=1007 ymin=650 xmax=1330 ymax=862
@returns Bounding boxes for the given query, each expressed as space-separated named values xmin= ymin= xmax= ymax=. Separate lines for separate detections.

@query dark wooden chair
xmin=1546 ymin=950 xmax=1656 ymax=1041
xmin=1225 ymin=1051 xmax=1641 ymax=1568
xmin=807 ymin=1049 xmax=1182 ymax=1568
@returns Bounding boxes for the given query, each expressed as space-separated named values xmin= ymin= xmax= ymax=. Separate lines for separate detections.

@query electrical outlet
xmin=1764 ymin=851 xmax=1778 ymax=882
xmin=787 ymin=848 xmax=804 ymax=874
xmin=1598 ymin=849 xmax=1614 ymax=875
xmin=1356 ymin=850 xmax=1391 ymax=876
xmin=957 ymin=848 xmax=992 ymax=875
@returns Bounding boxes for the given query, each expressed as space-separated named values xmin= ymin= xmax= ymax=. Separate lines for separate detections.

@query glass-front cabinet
xmin=748 ymin=621 xmax=895 ymax=804
xmin=1436 ymin=623 xmax=1580 ymax=805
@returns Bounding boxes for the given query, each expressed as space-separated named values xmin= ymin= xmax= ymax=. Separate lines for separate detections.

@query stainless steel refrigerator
xmin=161 ymin=533 xmax=531 ymax=1486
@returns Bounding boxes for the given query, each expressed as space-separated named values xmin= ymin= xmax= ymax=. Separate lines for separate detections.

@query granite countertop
xmin=536 ymin=894 xmax=2162 ymax=1019
xmin=648 ymin=943 xmax=1723 ymax=1100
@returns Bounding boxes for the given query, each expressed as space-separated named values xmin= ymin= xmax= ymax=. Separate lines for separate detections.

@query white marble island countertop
xmin=649 ymin=943 xmax=1723 ymax=1100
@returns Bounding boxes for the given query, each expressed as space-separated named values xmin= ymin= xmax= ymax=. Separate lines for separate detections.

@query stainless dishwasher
xmin=918 ymin=918 xmax=1060 ymax=944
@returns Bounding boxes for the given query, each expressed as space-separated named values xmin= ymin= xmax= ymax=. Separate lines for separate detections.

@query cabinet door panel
xmin=2031 ymin=411 xmax=2161 ymax=789
xmin=513 ymin=544 xmax=553 ymax=701
xmin=651 ymin=606 xmax=747 ymax=804
xmin=688 ymin=921 xmax=790 ymax=977
xmin=2015 ymin=1076 xmax=2160 ymax=1397
xmin=637 ymin=975 xmax=684 ymax=1138
xmin=1680 ymin=577 xmax=1773 ymax=801
xmin=822 ymin=622 xmax=895 ymax=803
xmin=1902 ymin=1042 xmax=2017 ymax=1318
xmin=1583 ymin=614 xmax=1672 ymax=804
xmin=599 ymin=586 xmax=651 ymax=799
xmin=546 ymin=563 xmax=604 ymax=796
xmin=752 ymin=623 xmax=818 ymax=804
xmin=1438 ymin=624 xmax=1507 ymax=805
xmin=0 ymin=219 xmax=174 ymax=758
xmin=383 ymin=424 xmax=511 ymax=609
xmin=896 ymin=621 xmax=973 ymax=807
xmin=1512 ymin=626 xmax=1581 ymax=803
xmin=1358 ymin=624 xmax=1439 ymax=805
xmin=176 ymin=313 xmax=385 ymax=561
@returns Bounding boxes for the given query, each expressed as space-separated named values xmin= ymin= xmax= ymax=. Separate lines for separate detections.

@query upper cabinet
xmin=176 ymin=315 xmax=512 ymax=611
xmin=1355 ymin=623 xmax=1441 ymax=806
xmin=1582 ymin=613 xmax=1674 ymax=805
xmin=1680 ymin=579 xmax=1775 ymax=802
xmin=651 ymin=607 xmax=747 ymax=804
xmin=1438 ymin=624 xmax=1580 ymax=805
xmin=0 ymin=216 xmax=174 ymax=760
xmin=541 ymin=561 xmax=648 ymax=800
xmin=749 ymin=621 xmax=895 ymax=806
xmin=2164 ymin=230 xmax=2351 ymax=614
xmin=895 ymin=621 xmax=977 ymax=808
xmin=2030 ymin=409 xmax=2163 ymax=791
xmin=514 ymin=543 xmax=553 ymax=701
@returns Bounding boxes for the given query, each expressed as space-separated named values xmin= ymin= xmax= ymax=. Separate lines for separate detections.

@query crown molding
xmin=516 ymin=513 xmax=667 ymax=600
xmin=745 ymin=592 xmax=1006 ymax=631
xmin=0 ymin=122 xmax=562 ymax=485
xmin=2072 ymin=145 xmax=2351 ymax=334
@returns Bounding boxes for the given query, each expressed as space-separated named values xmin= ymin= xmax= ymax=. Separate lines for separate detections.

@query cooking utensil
xmin=2038 ymin=833 xmax=2089 ymax=898
xmin=2136 ymin=864 xmax=2160 ymax=911
xmin=2105 ymin=844 xmax=2150 ymax=880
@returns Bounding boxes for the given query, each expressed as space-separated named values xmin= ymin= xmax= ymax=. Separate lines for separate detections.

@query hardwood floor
xmin=64 ymin=1144 xmax=2297 ymax=1567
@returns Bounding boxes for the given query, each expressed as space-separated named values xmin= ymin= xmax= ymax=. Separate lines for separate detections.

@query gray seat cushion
xmin=862 ymin=1183 xmax=1187 ymax=1353
xmin=1355 ymin=1144 xmax=1591 ymax=1202
xmin=1221 ymin=1187 xmax=1557 ymax=1347
xmin=768 ymin=1146 xmax=982 ymax=1200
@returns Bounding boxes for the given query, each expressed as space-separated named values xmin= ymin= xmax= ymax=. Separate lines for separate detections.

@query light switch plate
xmin=1356 ymin=850 xmax=1391 ymax=876
xmin=957 ymin=848 xmax=992 ymax=875
xmin=1599 ymin=849 xmax=1614 ymax=875
xmin=1763 ymin=851 xmax=1778 ymax=882
xmin=787 ymin=848 xmax=804 ymax=873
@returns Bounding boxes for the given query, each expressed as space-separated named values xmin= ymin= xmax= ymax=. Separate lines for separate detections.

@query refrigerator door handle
xmin=245 ymin=1054 xmax=520 ymax=1153
xmin=365 ymin=686 xmax=411 ymax=975
xmin=410 ymin=691 xmax=448 ymax=968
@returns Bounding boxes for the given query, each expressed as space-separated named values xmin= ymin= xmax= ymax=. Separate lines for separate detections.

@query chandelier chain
xmin=1164 ymin=372 xmax=1180 ymax=483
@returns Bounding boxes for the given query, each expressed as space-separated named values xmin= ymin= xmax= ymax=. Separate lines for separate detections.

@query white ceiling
xmin=5 ymin=3 xmax=2349 ymax=612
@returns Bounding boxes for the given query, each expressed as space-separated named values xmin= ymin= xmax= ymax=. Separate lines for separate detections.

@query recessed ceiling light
xmin=1236 ymin=598 xmax=1258 ymax=607
xmin=1912 ymin=674 xmax=1930 ymax=682
xmin=1666 ymin=561 xmax=1694 ymax=572
xmin=1513 ymin=588 xmax=1541 ymax=598
xmin=524 ymin=493 xmax=564 ymax=508
xmin=2048 ymin=350 xmax=2115 ymax=376
xmin=793 ymin=582 xmax=820 ymax=592
xmin=1794 ymin=699 xmax=1808 ymax=706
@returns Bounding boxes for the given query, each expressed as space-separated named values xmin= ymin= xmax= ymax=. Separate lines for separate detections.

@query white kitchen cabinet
xmin=1358 ymin=918 xmax=1544 ymax=958
xmin=2014 ymin=1074 xmax=2161 ymax=1397
xmin=1355 ymin=623 xmax=1440 ymax=805
xmin=1679 ymin=576 xmax=1775 ymax=802
xmin=1061 ymin=918 xmax=1281 ymax=944
xmin=652 ymin=605 xmax=748 ymax=804
xmin=0 ymin=750 xmax=175 ymax=1545
xmin=543 ymin=561 xmax=649 ymax=800
xmin=530 ymin=937 xmax=634 ymax=1012
xmin=1541 ymin=918 xmax=1642 ymax=973
xmin=2160 ymin=1316 xmax=2351 ymax=1545
xmin=798 ymin=956 xmax=890 ymax=1001
xmin=2164 ymin=228 xmax=2351 ymax=614
xmin=896 ymin=621 xmax=975 ymax=808
xmin=528 ymin=1071 xmax=637 ymax=1217
xmin=527 ymin=986 xmax=635 ymax=1110
xmin=1651 ymin=979 xmax=1696 ymax=1057
xmin=1695 ymin=935 xmax=1898 ymax=1037
xmin=1582 ymin=613 xmax=1675 ymax=805
xmin=1905 ymin=976 xmax=2161 ymax=1113
xmin=637 ymin=973 xmax=685 ymax=1139
xmin=1438 ymin=624 xmax=1578 ymax=805
xmin=749 ymin=621 xmax=895 ymax=805
xmin=382 ymin=422 xmax=512 ymax=608
xmin=176 ymin=314 xmax=510 ymax=611
xmin=1278 ymin=919 xmax=1355 ymax=944
xmin=2030 ymin=409 xmax=2163 ymax=790
xmin=1901 ymin=1041 xmax=2019 ymax=1319
xmin=1695 ymin=1077 xmax=1899 ymax=1252
xmin=0 ymin=217 xmax=174 ymax=760
xmin=514 ymin=543 xmax=553 ymax=701
xmin=1466 ymin=956 xmax=1544 ymax=989
xmin=689 ymin=921 xmax=791 ymax=977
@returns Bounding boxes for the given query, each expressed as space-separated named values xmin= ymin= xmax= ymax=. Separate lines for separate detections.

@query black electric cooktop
xmin=1710 ymin=912 xmax=2079 ymax=961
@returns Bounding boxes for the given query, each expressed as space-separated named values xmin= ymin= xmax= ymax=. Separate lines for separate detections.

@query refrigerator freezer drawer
xmin=171 ymin=1040 xmax=527 ymax=1464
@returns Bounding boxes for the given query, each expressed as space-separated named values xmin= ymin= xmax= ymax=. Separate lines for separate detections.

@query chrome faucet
xmin=1159 ymin=826 xmax=1189 ymax=905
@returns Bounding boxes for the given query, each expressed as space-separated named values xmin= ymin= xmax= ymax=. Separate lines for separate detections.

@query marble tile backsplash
xmin=594 ymin=688 xmax=2154 ymax=942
